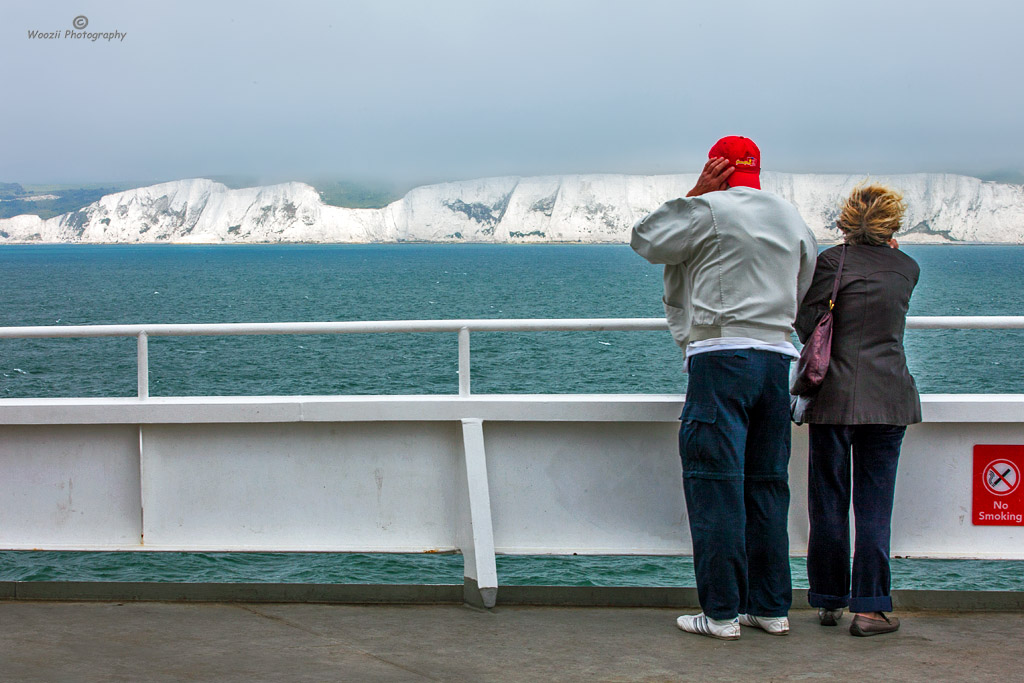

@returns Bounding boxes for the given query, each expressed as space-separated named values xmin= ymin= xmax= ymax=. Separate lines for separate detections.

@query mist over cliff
xmin=1 ymin=172 xmax=1022 ymax=244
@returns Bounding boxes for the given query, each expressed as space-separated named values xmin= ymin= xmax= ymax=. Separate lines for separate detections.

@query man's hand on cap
xmin=686 ymin=157 xmax=734 ymax=197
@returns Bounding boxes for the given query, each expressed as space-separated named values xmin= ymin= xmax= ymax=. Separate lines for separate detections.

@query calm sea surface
xmin=1 ymin=244 xmax=1022 ymax=589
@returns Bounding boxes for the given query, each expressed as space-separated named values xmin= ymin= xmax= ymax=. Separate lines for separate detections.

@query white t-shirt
xmin=684 ymin=337 xmax=798 ymax=372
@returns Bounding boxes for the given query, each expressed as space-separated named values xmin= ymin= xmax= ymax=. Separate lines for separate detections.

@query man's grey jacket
xmin=631 ymin=187 xmax=818 ymax=348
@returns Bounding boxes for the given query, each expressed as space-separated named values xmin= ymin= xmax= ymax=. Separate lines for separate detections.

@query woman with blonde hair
xmin=794 ymin=183 xmax=921 ymax=636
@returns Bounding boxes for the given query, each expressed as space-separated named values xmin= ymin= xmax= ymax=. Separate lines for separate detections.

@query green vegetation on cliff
xmin=311 ymin=180 xmax=407 ymax=209
xmin=0 ymin=182 xmax=137 ymax=219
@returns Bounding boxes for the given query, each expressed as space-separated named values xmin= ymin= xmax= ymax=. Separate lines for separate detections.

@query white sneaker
xmin=738 ymin=613 xmax=790 ymax=635
xmin=675 ymin=613 xmax=741 ymax=640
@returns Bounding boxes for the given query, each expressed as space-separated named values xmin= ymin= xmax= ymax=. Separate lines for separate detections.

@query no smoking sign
xmin=973 ymin=445 xmax=1024 ymax=525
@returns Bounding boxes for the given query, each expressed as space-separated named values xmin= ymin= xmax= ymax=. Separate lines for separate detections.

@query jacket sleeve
xmin=662 ymin=264 xmax=691 ymax=348
xmin=630 ymin=198 xmax=705 ymax=265
xmin=797 ymin=228 xmax=818 ymax=305
xmin=794 ymin=249 xmax=836 ymax=344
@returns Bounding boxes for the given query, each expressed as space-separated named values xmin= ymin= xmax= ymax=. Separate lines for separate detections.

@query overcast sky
xmin=3 ymin=0 xmax=1022 ymax=185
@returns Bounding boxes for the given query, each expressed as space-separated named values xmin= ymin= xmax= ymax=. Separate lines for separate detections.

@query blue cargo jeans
xmin=679 ymin=349 xmax=793 ymax=620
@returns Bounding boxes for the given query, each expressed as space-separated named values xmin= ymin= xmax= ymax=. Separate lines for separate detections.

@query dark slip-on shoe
xmin=818 ymin=608 xmax=844 ymax=626
xmin=850 ymin=613 xmax=900 ymax=637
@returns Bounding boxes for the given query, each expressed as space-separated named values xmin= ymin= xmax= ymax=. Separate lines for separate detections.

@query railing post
xmin=460 ymin=418 xmax=497 ymax=608
xmin=458 ymin=327 xmax=470 ymax=396
xmin=137 ymin=331 xmax=149 ymax=399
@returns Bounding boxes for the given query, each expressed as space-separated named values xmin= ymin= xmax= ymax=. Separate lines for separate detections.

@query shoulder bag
xmin=790 ymin=245 xmax=847 ymax=396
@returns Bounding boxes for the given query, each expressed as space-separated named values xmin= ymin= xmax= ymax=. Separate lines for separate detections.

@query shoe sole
xmin=675 ymin=622 xmax=740 ymax=640
xmin=850 ymin=624 xmax=899 ymax=637
xmin=744 ymin=625 xmax=789 ymax=635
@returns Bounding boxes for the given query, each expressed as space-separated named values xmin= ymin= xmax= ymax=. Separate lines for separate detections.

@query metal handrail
xmin=1 ymin=316 xmax=1022 ymax=399
xmin=2 ymin=316 xmax=1024 ymax=339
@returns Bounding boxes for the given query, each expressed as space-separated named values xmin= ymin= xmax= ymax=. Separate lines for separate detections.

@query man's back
xmin=631 ymin=186 xmax=816 ymax=346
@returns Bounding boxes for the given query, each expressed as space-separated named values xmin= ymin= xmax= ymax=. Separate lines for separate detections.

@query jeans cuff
xmin=849 ymin=594 xmax=893 ymax=613
xmin=808 ymin=590 xmax=850 ymax=610
xmin=705 ymin=610 xmax=739 ymax=621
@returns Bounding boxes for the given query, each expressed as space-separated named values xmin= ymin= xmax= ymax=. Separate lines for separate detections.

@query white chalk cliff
xmin=1 ymin=173 xmax=1022 ymax=244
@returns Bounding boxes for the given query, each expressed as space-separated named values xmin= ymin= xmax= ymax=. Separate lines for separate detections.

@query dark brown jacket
xmin=795 ymin=244 xmax=922 ymax=425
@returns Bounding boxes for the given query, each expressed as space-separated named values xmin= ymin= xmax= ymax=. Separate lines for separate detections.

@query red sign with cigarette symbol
xmin=973 ymin=445 xmax=1024 ymax=525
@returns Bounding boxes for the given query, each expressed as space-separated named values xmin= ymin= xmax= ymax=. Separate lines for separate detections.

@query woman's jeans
xmin=680 ymin=350 xmax=793 ymax=621
xmin=807 ymin=423 xmax=906 ymax=614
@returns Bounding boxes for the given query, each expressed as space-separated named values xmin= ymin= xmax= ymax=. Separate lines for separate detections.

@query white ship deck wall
xmin=1 ymin=318 xmax=1022 ymax=606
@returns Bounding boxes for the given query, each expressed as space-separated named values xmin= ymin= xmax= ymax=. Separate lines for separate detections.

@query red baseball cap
xmin=708 ymin=136 xmax=761 ymax=189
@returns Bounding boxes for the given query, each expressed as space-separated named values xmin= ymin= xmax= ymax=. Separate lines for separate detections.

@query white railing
xmin=2 ymin=316 xmax=1023 ymax=399
xmin=2 ymin=316 xmax=1024 ymax=607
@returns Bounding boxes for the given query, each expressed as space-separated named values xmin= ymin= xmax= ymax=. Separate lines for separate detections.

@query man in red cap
xmin=631 ymin=136 xmax=817 ymax=640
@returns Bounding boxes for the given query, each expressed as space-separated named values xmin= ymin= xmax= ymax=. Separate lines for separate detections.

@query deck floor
xmin=1 ymin=602 xmax=1016 ymax=681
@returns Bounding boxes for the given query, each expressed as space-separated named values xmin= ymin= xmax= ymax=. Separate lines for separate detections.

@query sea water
xmin=1 ymin=244 xmax=1022 ymax=589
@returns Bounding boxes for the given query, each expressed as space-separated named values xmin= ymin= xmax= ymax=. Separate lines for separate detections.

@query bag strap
xmin=828 ymin=245 xmax=847 ymax=311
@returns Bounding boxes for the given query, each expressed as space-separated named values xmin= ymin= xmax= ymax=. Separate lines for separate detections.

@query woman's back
xmin=795 ymin=243 xmax=921 ymax=425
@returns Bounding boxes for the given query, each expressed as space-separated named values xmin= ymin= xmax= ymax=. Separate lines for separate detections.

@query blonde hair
xmin=837 ymin=183 xmax=906 ymax=246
